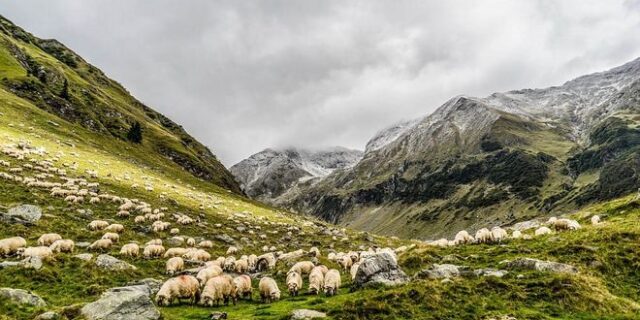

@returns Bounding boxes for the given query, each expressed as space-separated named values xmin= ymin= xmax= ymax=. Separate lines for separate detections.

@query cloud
xmin=2 ymin=0 xmax=640 ymax=165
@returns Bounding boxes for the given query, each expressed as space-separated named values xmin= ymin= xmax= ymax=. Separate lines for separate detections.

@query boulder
xmin=124 ymin=279 xmax=163 ymax=296
xmin=353 ymin=252 xmax=408 ymax=288
xmin=0 ymin=288 xmax=46 ymax=307
xmin=414 ymin=264 xmax=463 ymax=279
xmin=80 ymin=288 xmax=160 ymax=320
xmin=501 ymin=258 xmax=578 ymax=274
xmin=1 ymin=204 xmax=42 ymax=224
xmin=215 ymin=234 xmax=235 ymax=244
xmin=0 ymin=261 xmax=21 ymax=269
xmin=35 ymin=311 xmax=61 ymax=320
xmin=473 ymin=268 xmax=508 ymax=278
xmin=95 ymin=254 xmax=136 ymax=271
xmin=74 ymin=253 xmax=94 ymax=261
xmin=290 ymin=309 xmax=327 ymax=319
xmin=75 ymin=242 xmax=91 ymax=249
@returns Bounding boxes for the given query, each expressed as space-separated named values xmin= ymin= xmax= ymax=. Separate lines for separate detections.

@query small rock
xmin=74 ymin=253 xmax=93 ymax=261
xmin=0 ymin=288 xmax=47 ymax=307
xmin=75 ymin=242 xmax=91 ymax=249
xmin=290 ymin=309 xmax=327 ymax=319
xmin=1 ymin=204 xmax=42 ymax=224
xmin=209 ymin=312 xmax=228 ymax=320
xmin=95 ymin=254 xmax=136 ymax=271
xmin=414 ymin=264 xmax=463 ymax=279
xmin=35 ymin=311 xmax=61 ymax=320
xmin=502 ymin=258 xmax=577 ymax=274
xmin=440 ymin=278 xmax=453 ymax=284
xmin=215 ymin=234 xmax=235 ymax=244
xmin=0 ymin=261 xmax=21 ymax=269
xmin=473 ymin=268 xmax=508 ymax=278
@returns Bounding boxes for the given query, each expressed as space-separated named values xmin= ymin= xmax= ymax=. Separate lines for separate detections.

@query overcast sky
xmin=2 ymin=1 xmax=640 ymax=165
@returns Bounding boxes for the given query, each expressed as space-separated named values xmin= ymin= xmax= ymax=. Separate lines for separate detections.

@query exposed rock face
xmin=1 ymin=204 xmax=42 ymax=224
xmin=353 ymin=252 xmax=408 ymax=287
xmin=95 ymin=254 xmax=136 ymax=271
xmin=501 ymin=258 xmax=578 ymax=274
xmin=290 ymin=309 xmax=328 ymax=319
xmin=0 ymin=288 xmax=46 ymax=307
xmin=80 ymin=286 xmax=160 ymax=320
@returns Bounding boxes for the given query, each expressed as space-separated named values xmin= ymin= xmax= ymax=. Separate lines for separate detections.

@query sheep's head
xmin=200 ymin=295 xmax=215 ymax=307
xmin=270 ymin=290 xmax=280 ymax=301
xmin=155 ymin=294 xmax=170 ymax=306
xmin=324 ymin=286 xmax=336 ymax=296
xmin=287 ymin=282 xmax=298 ymax=292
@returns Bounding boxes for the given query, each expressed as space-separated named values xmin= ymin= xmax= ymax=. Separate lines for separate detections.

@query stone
xmin=75 ymin=242 xmax=91 ymax=248
xmin=74 ymin=253 xmax=94 ymax=261
xmin=353 ymin=252 xmax=408 ymax=288
xmin=80 ymin=288 xmax=160 ymax=320
xmin=473 ymin=268 xmax=508 ymax=278
xmin=215 ymin=234 xmax=235 ymax=244
xmin=35 ymin=311 xmax=61 ymax=320
xmin=0 ymin=261 xmax=21 ymax=269
xmin=501 ymin=258 xmax=578 ymax=274
xmin=414 ymin=264 xmax=463 ymax=279
xmin=290 ymin=309 xmax=328 ymax=319
xmin=125 ymin=278 xmax=163 ymax=296
xmin=21 ymin=256 xmax=43 ymax=270
xmin=1 ymin=204 xmax=42 ymax=224
xmin=0 ymin=288 xmax=47 ymax=307
xmin=95 ymin=254 xmax=136 ymax=271
xmin=209 ymin=312 xmax=228 ymax=320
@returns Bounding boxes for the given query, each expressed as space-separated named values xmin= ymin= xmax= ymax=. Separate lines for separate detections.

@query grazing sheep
xmin=37 ymin=233 xmax=62 ymax=246
xmin=146 ymin=239 xmax=162 ymax=246
xmin=186 ymin=237 xmax=196 ymax=247
xmin=164 ymin=248 xmax=189 ymax=258
xmin=120 ymin=243 xmax=139 ymax=257
xmin=324 ymin=269 xmax=341 ymax=296
xmin=102 ymin=232 xmax=120 ymax=243
xmin=156 ymin=275 xmax=201 ymax=306
xmin=0 ymin=237 xmax=27 ymax=256
xmin=256 ymin=253 xmax=276 ymax=271
xmin=591 ymin=215 xmax=601 ymax=225
xmin=350 ymin=262 xmax=361 ymax=280
xmin=134 ymin=216 xmax=146 ymax=224
xmin=49 ymin=239 xmax=74 ymax=253
xmin=201 ymin=276 xmax=234 ymax=306
xmin=152 ymin=221 xmax=170 ymax=232
xmin=21 ymin=246 xmax=55 ymax=260
xmin=290 ymin=261 xmax=315 ymax=275
xmin=105 ymin=224 xmax=125 ymax=233
xmin=88 ymin=239 xmax=113 ymax=251
xmin=89 ymin=197 xmax=100 ymax=204
xmin=247 ymin=254 xmax=258 ymax=272
xmin=534 ymin=226 xmax=553 ymax=236
xmin=170 ymin=228 xmax=180 ymax=235
xmin=197 ymin=266 xmax=223 ymax=285
xmin=314 ymin=264 xmax=329 ymax=275
xmin=223 ymin=256 xmax=237 ymax=271
xmin=547 ymin=217 xmax=558 ymax=225
xmin=286 ymin=271 xmax=302 ymax=296
xmin=184 ymin=249 xmax=211 ymax=262
xmin=258 ymin=277 xmax=280 ymax=303
xmin=198 ymin=240 xmax=213 ymax=248
xmin=117 ymin=210 xmax=130 ymax=218
xmin=234 ymin=259 xmax=249 ymax=273
xmin=474 ymin=228 xmax=492 ymax=244
xmin=553 ymin=218 xmax=581 ymax=231
xmin=338 ymin=255 xmax=353 ymax=271
xmin=491 ymin=227 xmax=508 ymax=243
xmin=308 ymin=266 xmax=325 ymax=295
xmin=233 ymin=275 xmax=252 ymax=301
xmin=453 ymin=230 xmax=474 ymax=245
xmin=88 ymin=220 xmax=109 ymax=231
xmin=143 ymin=244 xmax=166 ymax=258
xmin=226 ymin=246 xmax=239 ymax=255
xmin=166 ymin=257 xmax=185 ymax=275
xmin=309 ymin=247 xmax=320 ymax=257
xmin=206 ymin=257 xmax=226 ymax=269
xmin=511 ymin=230 xmax=522 ymax=239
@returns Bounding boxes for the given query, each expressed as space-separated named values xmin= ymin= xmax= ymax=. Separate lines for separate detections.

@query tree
xmin=127 ymin=121 xmax=143 ymax=143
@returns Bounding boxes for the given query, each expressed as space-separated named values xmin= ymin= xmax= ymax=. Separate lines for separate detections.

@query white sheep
xmin=534 ymin=226 xmax=553 ymax=236
xmin=105 ymin=224 xmax=125 ymax=233
xmin=166 ymin=257 xmax=185 ymax=275
xmin=134 ymin=215 xmax=146 ymax=224
xmin=186 ymin=237 xmax=196 ymax=247
xmin=553 ymin=218 xmax=581 ymax=231
xmin=258 ymin=277 xmax=280 ymax=303
xmin=338 ymin=255 xmax=353 ymax=271
xmin=201 ymin=276 xmax=234 ymax=306
xmin=0 ymin=237 xmax=27 ymax=256
xmin=102 ymin=232 xmax=120 ymax=243
xmin=21 ymin=246 xmax=54 ymax=260
xmin=197 ymin=265 xmax=223 ymax=285
xmin=170 ymin=228 xmax=180 ymax=235
xmin=491 ymin=227 xmax=508 ymax=243
xmin=198 ymin=240 xmax=213 ymax=248
xmin=120 ymin=243 xmax=139 ymax=257
xmin=290 ymin=261 xmax=315 ymax=275
xmin=49 ymin=239 xmax=74 ymax=253
xmin=511 ymin=230 xmax=522 ymax=239
xmin=308 ymin=266 xmax=325 ymax=295
xmin=226 ymin=246 xmax=238 ymax=255
xmin=88 ymin=239 xmax=113 ymax=251
xmin=286 ymin=271 xmax=303 ymax=296
xmin=156 ymin=275 xmax=201 ymax=306
xmin=233 ymin=275 xmax=252 ymax=301
xmin=184 ymin=249 xmax=211 ymax=262
xmin=143 ymin=244 xmax=166 ymax=258
xmin=164 ymin=248 xmax=189 ymax=258
xmin=37 ymin=233 xmax=62 ymax=246
xmin=591 ymin=215 xmax=601 ymax=225
xmin=146 ymin=239 xmax=162 ymax=246
xmin=350 ymin=262 xmax=361 ymax=280
xmin=323 ymin=269 xmax=341 ymax=296
xmin=453 ymin=230 xmax=474 ymax=245
xmin=223 ymin=256 xmax=236 ymax=271
xmin=234 ymin=259 xmax=249 ymax=273
xmin=88 ymin=220 xmax=109 ymax=231
xmin=474 ymin=228 xmax=492 ymax=244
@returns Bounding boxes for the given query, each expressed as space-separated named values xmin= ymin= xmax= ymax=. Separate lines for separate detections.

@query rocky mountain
xmin=230 ymin=147 xmax=363 ymax=203
xmin=280 ymin=57 xmax=640 ymax=239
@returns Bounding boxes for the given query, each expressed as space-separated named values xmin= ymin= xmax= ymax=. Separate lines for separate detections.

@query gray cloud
xmin=2 ymin=0 xmax=640 ymax=165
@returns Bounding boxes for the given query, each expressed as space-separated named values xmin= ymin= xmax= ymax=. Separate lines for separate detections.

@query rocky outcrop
xmin=501 ymin=258 xmax=578 ymax=274
xmin=353 ymin=252 xmax=408 ymax=288
xmin=290 ymin=309 xmax=328 ymax=319
xmin=415 ymin=264 xmax=463 ymax=279
xmin=80 ymin=284 xmax=160 ymax=320
xmin=95 ymin=254 xmax=136 ymax=271
xmin=0 ymin=288 xmax=46 ymax=307
xmin=1 ymin=204 xmax=42 ymax=224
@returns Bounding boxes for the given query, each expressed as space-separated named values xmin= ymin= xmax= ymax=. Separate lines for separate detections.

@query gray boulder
xmin=74 ymin=253 xmax=94 ymax=261
xmin=501 ymin=258 xmax=578 ymax=274
xmin=215 ymin=234 xmax=235 ymax=244
xmin=473 ymin=268 xmax=509 ymax=278
xmin=353 ymin=252 xmax=408 ymax=288
xmin=95 ymin=254 xmax=136 ymax=271
xmin=35 ymin=311 xmax=61 ymax=320
xmin=80 ymin=288 xmax=160 ymax=320
xmin=1 ymin=204 xmax=42 ymax=224
xmin=290 ymin=309 xmax=327 ymax=319
xmin=0 ymin=288 xmax=47 ymax=307
xmin=124 ymin=279 xmax=163 ymax=296
xmin=414 ymin=264 xmax=464 ymax=279
xmin=0 ymin=261 xmax=22 ymax=269
xmin=75 ymin=242 xmax=91 ymax=249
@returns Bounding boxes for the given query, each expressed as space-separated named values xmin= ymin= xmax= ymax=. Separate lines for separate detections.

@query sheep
xmin=323 ymin=269 xmax=341 ymax=296
xmin=591 ymin=215 xmax=601 ymax=225
xmin=258 ymin=277 xmax=280 ymax=303
xmin=49 ymin=239 xmax=74 ymax=253
xmin=309 ymin=247 xmax=320 ymax=257
xmin=102 ymin=232 xmax=120 ymax=243
xmin=105 ymin=224 xmax=125 ymax=233
xmin=120 ymin=243 xmax=140 ymax=257
xmin=156 ymin=275 xmax=201 ymax=306
xmin=0 ymin=237 xmax=27 ymax=256
xmin=184 ymin=249 xmax=211 ymax=262
xmin=534 ymin=226 xmax=553 ymax=236
xmin=88 ymin=220 xmax=109 ymax=231
xmin=314 ymin=264 xmax=329 ymax=275
xmin=37 ymin=233 xmax=62 ymax=246
xmin=286 ymin=271 xmax=303 ymax=296
xmin=186 ymin=237 xmax=196 ymax=247
xmin=226 ymin=246 xmax=238 ymax=255
xmin=21 ymin=246 xmax=55 ymax=260
xmin=474 ymin=228 xmax=492 ymax=244
xmin=206 ymin=257 xmax=226 ymax=269
xmin=134 ymin=215 xmax=146 ymax=224
xmin=166 ymin=257 xmax=185 ymax=275
xmin=453 ymin=230 xmax=474 ymax=245
xmin=233 ymin=275 xmax=252 ymax=301
xmin=234 ymin=258 xmax=249 ymax=273
xmin=198 ymin=240 xmax=213 ymax=248
xmin=152 ymin=221 xmax=170 ymax=232
xmin=146 ymin=239 xmax=162 ymax=246
xmin=491 ymin=227 xmax=508 ymax=243
xmin=511 ymin=230 xmax=522 ymax=239
xmin=116 ymin=210 xmax=130 ymax=218
xmin=89 ymin=197 xmax=100 ymax=204
xmin=197 ymin=266 xmax=223 ymax=285
xmin=143 ymin=244 xmax=166 ymax=258
xmin=88 ymin=239 xmax=113 ymax=251
xmin=290 ymin=261 xmax=315 ymax=275
xmin=164 ymin=248 xmax=189 ymax=258
xmin=338 ymin=255 xmax=353 ymax=271
xmin=256 ymin=253 xmax=276 ymax=271
xmin=553 ymin=218 xmax=581 ymax=231
xmin=308 ymin=266 xmax=325 ymax=295
xmin=170 ymin=228 xmax=180 ymax=235
xmin=201 ymin=276 xmax=234 ymax=306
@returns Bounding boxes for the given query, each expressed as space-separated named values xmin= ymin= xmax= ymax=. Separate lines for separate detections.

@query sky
xmin=2 ymin=1 xmax=640 ymax=165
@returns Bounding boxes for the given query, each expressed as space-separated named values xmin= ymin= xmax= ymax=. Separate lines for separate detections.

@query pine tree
xmin=127 ymin=121 xmax=143 ymax=143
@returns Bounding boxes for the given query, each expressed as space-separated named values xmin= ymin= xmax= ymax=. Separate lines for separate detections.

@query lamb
xmin=37 ymin=233 xmax=62 ymax=246
xmin=166 ymin=257 xmax=185 ymax=275
xmin=102 ymin=232 xmax=120 ymax=243
xmin=186 ymin=237 xmax=196 ymax=247
xmin=0 ymin=237 xmax=27 ymax=256
xmin=258 ymin=277 xmax=280 ymax=303
xmin=89 ymin=197 xmax=100 ymax=204
xmin=120 ymin=243 xmax=139 ymax=257
xmin=591 ymin=215 xmax=601 ymax=225
xmin=338 ymin=255 xmax=353 ymax=271
xmin=88 ymin=239 xmax=113 ymax=251
xmin=201 ymin=276 xmax=234 ymax=306
xmin=233 ymin=275 xmax=252 ymax=301
xmin=453 ymin=230 xmax=474 ymax=245
xmin=491 ymin=227 xmax=508 ymax=243
xmin=21 ymin=246 xmax=54 ymax=260
xmin=290 ymin=261 xmax=315 ymax=275
xmin=88 ymin=220 xmax=109 ymax=231
xmin=323 ymin=269 xmax=341 ymax=296
xmin=553 ymin=218 xmax=581 ymax=231
xmin=234 ymin=258 xmax=249 ymax=273
xmin=308 ymin=266 xmax=325 ymax=295
xmin=534 ymin=226 xmax=553 ymax=236
xmin=164 ymin=247 xmax=189 ymax=258
xmin=105 ymin=224 xmax=125 ymax=233
xmin=474 ymin=228 xmax=492 ymax=244
xmin=143 ymin=244 xmax=166 ymax=258
xmin=196 ymin=266 xmax=223 ymax=285
xmin=156 ymin=275 xmax=201 ymax=306
xmin=286 ymin=271 xmax=303 ymax=296
xmin=49 ymin=239 xmax=74 ymax=253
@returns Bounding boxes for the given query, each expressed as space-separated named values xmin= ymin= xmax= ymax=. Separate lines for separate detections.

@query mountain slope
xmin=0 ymin=15 xmax=241 ymax=193
xmin=231 ymin=147 xmax=362 ymax=204
xmin=282 ymin=58 xmax=640 ymax=239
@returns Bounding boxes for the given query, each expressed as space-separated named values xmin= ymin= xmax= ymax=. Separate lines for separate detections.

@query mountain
xmin=230 ymin=147 xmax=363 ymax=204
xmin=0 ymin=15 xmax=241 ymax=193
xmin=279 ymin=57 xmax=640 ymax=239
